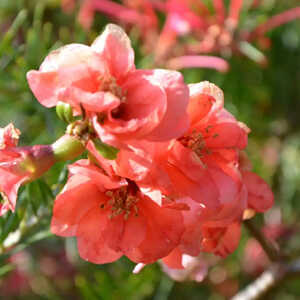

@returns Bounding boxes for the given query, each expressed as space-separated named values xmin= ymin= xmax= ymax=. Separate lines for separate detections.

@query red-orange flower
xmin=51 ymin=159 xmax=185 ymax=264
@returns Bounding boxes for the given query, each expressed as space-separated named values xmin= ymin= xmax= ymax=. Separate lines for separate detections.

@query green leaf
xmin=0 ymin=9 xmax=27 ymax=55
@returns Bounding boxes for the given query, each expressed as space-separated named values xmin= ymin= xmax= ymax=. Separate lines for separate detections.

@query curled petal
xmin=188 ymin=81 xmax=224 ymax=120
xmin=57 ymin=87 xmax=120 ymax=114
xmin=101 ymin=70 xmax=167 ymax=139
xmin=68 ymin=160 xmax=126 ymax=191
xmin=242 ymin=171 xmax=274 ymax=213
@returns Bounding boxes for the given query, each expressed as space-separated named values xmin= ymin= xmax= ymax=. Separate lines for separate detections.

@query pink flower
xmin=0 ymin=124 xmax=55 ymax=215
xmin=88 ymin=81 xmax=249 ymax=260
xmin=98 ymin=81 xmax=248 ymax=213
xmin=51 ymin=159 xmax=185 ymax=264
xmin=27 ymin=24 xmax=189 ymax=143
xmin=87 ymin=139 xmax=174 ymax=197
xmin=166 ymin=81 xmax=248 ymax=213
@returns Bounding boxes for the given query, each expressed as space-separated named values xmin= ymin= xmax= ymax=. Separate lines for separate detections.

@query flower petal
xmin=51 ymin=177 xmax=102 ymax=236
xmin=27 ymin=44 xmax=105 ymax=108
xmin=92 ymin=24 xmax=135 ymax=78
xmin=125 ymin=197 xmax=184 ymax=263
xmin=77 ymin=208 xmax=122 ymax=264
xmin=242 ymin=171 xmax=274 ymax=212
xmin=58 ymin=87 xmax=120 ymax=113
xmin=101 ymin=70 xmax=167 ymax=139
xmin=145 ymin=69 xmax=190 ymax=141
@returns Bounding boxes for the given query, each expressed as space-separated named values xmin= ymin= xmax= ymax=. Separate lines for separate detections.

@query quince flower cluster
xmin=0 ymin=24 xmax=273 ymax=271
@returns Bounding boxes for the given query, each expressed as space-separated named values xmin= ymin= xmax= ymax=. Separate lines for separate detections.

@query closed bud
xmin=56 ymin=101 xmax=74 ymax=123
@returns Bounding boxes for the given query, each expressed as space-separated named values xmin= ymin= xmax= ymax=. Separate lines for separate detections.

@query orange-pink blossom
xmin=27 ymin=24 xmax=189 ymax=143
xmin=51 ymin=159 xmax=185 ymax=264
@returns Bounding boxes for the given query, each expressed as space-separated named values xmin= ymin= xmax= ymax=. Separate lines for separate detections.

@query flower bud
xmin=0 ymin=143 xmax=55 ymax=215
xmin=56 ymin=101 xmax=74 ymax=123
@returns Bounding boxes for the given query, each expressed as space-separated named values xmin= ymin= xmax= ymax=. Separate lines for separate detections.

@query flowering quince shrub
xmin=0 ymin=24 xmax=274 ymax=275
xmin=61 ymin=0 xmax=300 ymax=70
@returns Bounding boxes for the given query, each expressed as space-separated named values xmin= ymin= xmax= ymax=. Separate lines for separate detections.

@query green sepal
xmin=93 ymin=139 xmax=119 ymax=160
xmin=56 ymin=101 xmax=74 ymax=123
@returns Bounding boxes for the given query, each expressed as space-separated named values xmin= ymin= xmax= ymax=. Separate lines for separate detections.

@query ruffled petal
xmin=77 ymin=208 xmax=122 ymax=264
xmin=166 ymin=163 xmax=219 ymax=209
xmin=102 ymin=70 xmax=167 ymax=139
xmin=92 ymin=24 xmax=135 ymax=78
xmin=125 ymin=197 xmax=184 ymax=263
xmin=27 ymin=44 xmax=105 ymax=108
xmin=145 ymin=69 xmax=190 ymax=141
xmin=68 ymin=160 xmax=126 ymax=191
xmin=202 ymin=222 xmax=241 ymax=257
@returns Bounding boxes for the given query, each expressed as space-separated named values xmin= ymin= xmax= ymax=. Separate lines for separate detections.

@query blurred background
xmin=0 ymin=0 xmax=299 ymax=299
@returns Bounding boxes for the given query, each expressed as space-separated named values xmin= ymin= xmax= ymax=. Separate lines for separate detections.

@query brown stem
xmin=244 ymin=218 xmax=281 ymax=262
xmin=231 ymin=219 xmax=300 ymax=300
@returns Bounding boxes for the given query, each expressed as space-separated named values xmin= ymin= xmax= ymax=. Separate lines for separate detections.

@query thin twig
xmin=231 ymin=258 xmax=300 ymax=300
xmin=244 ymin=218 xmax=281 ymax=262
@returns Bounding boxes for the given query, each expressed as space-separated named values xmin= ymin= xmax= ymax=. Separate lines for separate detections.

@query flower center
xmin=98 ymin=75 xmax=128 ymax=121
xmin=99 ymin=76 xmax=127 ymax=104
xmin=179 ymin=129 xmax=211 ymax=157
xmin=104 ymin=181 xmax=139 ymax=220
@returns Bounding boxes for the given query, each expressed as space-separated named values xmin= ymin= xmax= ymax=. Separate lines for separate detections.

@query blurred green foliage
xmin=0 ymin=0 xmax=299 ymax=299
